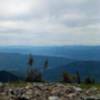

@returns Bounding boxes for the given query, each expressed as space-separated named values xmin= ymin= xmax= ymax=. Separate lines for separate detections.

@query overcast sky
xmin=0 ymin=0 xmax=99 ymax=46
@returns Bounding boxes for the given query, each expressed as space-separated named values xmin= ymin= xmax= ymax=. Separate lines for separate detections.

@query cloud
xmin=0 ymin=0 xmax=99 ymax=45
xmin=0 ymin=0 xmax=32 ymax=16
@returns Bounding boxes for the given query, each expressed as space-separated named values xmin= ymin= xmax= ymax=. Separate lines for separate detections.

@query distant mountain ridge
xmin=45 ymin=61 xmax=100 ymax=82
xmin=0 ymin=46 xmax=99 ymax=82
xmin=0 ymin=70 xmax=19 ymax=82
xmin=0 ymin=52 xmax=73 ymax=79
xmin=0 ymin=46 xmax=99 ymax=60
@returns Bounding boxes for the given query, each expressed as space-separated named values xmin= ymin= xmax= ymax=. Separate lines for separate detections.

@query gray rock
xmin=48 ymin=96 xmax=60 ymax=100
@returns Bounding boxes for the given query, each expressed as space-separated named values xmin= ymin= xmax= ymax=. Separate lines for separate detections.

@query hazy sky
xmin=0 ymin=0 xmax=99 ymax=46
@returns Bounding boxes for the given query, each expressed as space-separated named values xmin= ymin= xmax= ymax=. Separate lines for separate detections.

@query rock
xmin=65 ymin=88 xmax=75 ymax=94
xmin=1 ymin=83 xmax=100 ymax=100
xmin=48 ymin=96 xmax=60 ymax=100
xmin=81 ymin=96 xmax=99 ymax=100
xmin=86 ymin=87 xmax=98 ymax=95
xmin=15 ymin=97 xmax=29 ymax=100
xmin=0 ymin=82 xmax=3 ymax=87
xmin=0 ymin=82 xmax=4 ymax=93
xmin=24 ymin=89 xmax=33 ymax=99
xmin=25 ymin=83 xmax=32 ymax=89
xmin=73 ymin=86 xmax=82 ymax=93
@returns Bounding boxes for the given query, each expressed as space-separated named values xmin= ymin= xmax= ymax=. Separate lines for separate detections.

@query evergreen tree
xmin=44 ymin=59 xmax=48 ymax=70
xmin=26 ymin=54 xmax=43 ymax=82
xmin=26 ymin=54 xmax=34 ymax=82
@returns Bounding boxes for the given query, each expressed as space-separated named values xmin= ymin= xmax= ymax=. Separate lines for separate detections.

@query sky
xmin=0 ymin=0 xmax=99 ymax=46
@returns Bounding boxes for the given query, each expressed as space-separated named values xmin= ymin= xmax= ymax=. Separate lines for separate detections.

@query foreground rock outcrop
xmin=0 ymin=82 xmax=100 ymax=100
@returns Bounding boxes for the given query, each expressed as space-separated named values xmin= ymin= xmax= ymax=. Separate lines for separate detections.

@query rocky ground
xmin=0 ymin=82 xmax=100 ymax=100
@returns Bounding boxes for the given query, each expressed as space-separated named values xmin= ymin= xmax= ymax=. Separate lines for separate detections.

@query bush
xmin=62 ymin=71 xmax=75 ymax=83
xmin=84 ymin=77 xmax=95 ymax=84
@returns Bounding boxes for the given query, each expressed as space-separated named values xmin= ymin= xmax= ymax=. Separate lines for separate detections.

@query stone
xmin=1 ymin=83 xmax=100 ymax=100
xmin=73 ymin=86 xmax=82 ymax=93
xmin=48 ymin=96 xmax=60 ymax=100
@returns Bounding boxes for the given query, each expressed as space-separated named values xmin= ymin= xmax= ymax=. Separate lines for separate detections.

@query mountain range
xmin=0 ymin=46 xmax=99 ymax=82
